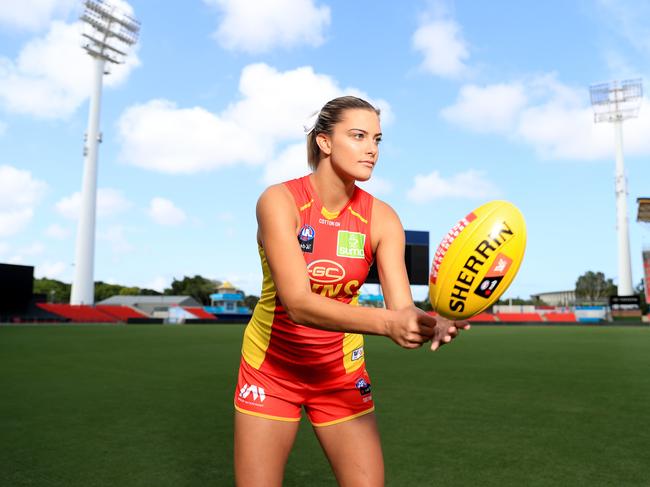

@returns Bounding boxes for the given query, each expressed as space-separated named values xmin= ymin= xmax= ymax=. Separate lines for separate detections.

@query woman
xmin=234 ymin=96 xmax=468 ymax=486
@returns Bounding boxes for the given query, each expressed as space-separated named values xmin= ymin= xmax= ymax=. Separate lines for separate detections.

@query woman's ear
xmin=316 ymin=133 xmax=331 ymax=156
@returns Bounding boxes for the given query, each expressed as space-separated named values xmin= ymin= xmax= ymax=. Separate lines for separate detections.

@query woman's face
xmin=319 ymin=108 xmax=382 ymax=181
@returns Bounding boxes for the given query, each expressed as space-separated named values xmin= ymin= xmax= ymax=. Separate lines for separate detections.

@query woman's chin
xmin=353 ymin=168 xmax=374 ymax=182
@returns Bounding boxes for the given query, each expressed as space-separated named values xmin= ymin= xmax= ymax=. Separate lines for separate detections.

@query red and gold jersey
xmin=241 ymin=175 xmax=374 ymax=382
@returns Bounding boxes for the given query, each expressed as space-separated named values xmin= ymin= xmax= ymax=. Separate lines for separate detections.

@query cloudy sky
xmin=1 ymin=0 xmax=649 ymax=301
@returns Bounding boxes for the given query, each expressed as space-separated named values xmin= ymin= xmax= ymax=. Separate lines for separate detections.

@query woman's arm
xmin=257 ymin=184 xmax=433 ymax=349
xmin=371 ymin=199 xmax=470 ymax=351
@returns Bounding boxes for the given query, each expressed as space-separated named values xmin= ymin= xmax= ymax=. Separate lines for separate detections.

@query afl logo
xmin=298 ymin=225 xmax=315 ymax=242
xmin=307 ymin=259 xmax=345 ymax=283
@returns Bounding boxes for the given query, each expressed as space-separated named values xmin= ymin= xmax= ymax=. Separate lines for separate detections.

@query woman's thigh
xmin=234 ymin=411 xmax=300 ymax=487
xmin=313 ymin=412 xmax=384 ymax=487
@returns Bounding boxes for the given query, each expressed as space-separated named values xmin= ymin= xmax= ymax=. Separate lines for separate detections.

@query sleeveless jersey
xmin=241 ymin=175 xmax=374 ymax=382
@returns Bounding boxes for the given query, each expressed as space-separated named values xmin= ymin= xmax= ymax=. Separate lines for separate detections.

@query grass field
xmin=1 ymin=324 xmax=649 ymax=486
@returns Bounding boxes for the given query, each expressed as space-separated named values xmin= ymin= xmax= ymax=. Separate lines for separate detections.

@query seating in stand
xmin=36 ymin=303 xmax=116 ymax=323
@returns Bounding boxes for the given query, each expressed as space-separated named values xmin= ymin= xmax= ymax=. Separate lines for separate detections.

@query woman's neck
xmin=310 ymin=162 xmax=356 ymax=213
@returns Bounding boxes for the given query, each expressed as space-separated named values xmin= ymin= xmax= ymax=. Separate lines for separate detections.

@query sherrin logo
xmin=307 ymin=259 xmax=345 ymax=283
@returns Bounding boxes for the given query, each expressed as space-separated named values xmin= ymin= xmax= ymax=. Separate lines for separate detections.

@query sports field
xmin=1 ymin=324 xmax=649 ymax=486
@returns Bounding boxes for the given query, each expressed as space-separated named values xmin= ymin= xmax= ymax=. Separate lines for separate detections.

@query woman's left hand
xmin=430 ymin=316 xmax=470 ymax=351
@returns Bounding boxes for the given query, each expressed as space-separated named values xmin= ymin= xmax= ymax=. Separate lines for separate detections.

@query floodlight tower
xmin=70 ymin=0 xmax=140 ymax=305
xmin=589 ymin=78 xmax=643 ymax=297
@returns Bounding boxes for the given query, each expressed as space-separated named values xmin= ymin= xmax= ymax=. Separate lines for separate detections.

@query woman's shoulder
xmin=370 ymin=195 xmax=400 ymax=221
xmin=258 ymin=183 xmax=292 ymax=206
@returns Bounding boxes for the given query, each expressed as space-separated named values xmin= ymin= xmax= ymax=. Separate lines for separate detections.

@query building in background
xmin=205 ymin=281 xmax=252 ymax=322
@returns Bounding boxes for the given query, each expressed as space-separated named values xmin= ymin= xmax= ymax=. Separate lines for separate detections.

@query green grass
xmin=1 ymin=325 xmax=649 ymax=486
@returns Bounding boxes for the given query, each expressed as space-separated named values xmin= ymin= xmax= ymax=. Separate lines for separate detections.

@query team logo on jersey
xmin=355 ymin=377 xmax=372 ymax=396
xmin=307 ymin=259 xmax=345 ymax=283
xmin=298 ymin=224 xmax=315 ymax=253
xmin=337 ymin=231 xmax=365 ymax=259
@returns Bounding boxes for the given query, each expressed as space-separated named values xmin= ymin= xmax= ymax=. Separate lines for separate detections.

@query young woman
xmin=234 ymin=96 xmax=468 ymax=486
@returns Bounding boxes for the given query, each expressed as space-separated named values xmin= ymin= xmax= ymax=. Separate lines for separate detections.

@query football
xmin=429 ymin=200 xmax=527 ymax=320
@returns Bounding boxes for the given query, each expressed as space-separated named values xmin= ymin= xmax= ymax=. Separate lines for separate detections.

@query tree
xmin=33 ymin=278 xmax=71 ymax=303
xmin=94 ymin=281 xmax=125 ymax=302
xmin=244 ymin=295 xmax=259 ymax=311
xmin=575 ymin=271 xmax=617 ymax=304
xmin=165 ymin=275 xmax=221 ymax=305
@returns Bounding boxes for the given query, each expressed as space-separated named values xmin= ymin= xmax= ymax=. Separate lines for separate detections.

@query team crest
xmin=298 ymin=224 xmax=315 ymax=253
xmin=355 ymin=377 xmax=372 ymax=396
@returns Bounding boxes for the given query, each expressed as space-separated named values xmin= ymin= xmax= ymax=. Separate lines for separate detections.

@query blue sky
xmin=1 ymin=0 xmax=649 ymax=301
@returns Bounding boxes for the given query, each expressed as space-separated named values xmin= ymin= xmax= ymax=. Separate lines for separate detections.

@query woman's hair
xmin=306 ymin=96 xmax=380 ymax=171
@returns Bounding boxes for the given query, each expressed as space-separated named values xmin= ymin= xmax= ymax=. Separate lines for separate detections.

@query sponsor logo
xmin=337 ymin=231 xmax=366 ymax=259
xmin=319 ymin=218 xmax=340 ymax=227
xmin=448 ymin=223 xmax=515 ymax=313
xmin=351 ymin=347 xmax=364 ymax=361
xmin=239 ymin=383 xmax=266 ymax=403
xmin=355 ymin=377 xmax=372 ymax=396
xmin=430 ymin=212 xmax=477 ymax=285
xmin=298 ymin=224 xmax=315 ymax=253
xmin=473 ymin=253 xmax=512 ymax=299
xmin=307 ymin=259 xmax=345 ymax=283
xmin=311 ymin=279 xmax=360 ymax=298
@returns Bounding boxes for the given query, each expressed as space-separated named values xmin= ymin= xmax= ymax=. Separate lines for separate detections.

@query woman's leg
xmin=234 ymin=411 xmax=300 ymax=487
xmin=313 ymin=412 xmax=384 ymax=487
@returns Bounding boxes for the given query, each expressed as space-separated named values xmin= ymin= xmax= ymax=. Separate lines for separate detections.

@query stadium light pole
xmin=589 ymin=79 xmax=643 ymax=297
xmin=70 ymin=0 xmax=140 ymax=305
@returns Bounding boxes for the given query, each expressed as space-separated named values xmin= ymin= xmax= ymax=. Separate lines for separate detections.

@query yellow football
xmin=429 ymin=200 xmax=527 ymax=320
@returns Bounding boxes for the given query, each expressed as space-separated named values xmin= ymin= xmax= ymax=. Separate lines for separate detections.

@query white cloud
xmin=412 ymin=19 xmax=469 ymax=78
xmin=216 ymin=212 xmax=235 ymax=222
xmin=35 ymin=261 xmax=67 ymax=279
xmin=118 ymin=63 xmax=391 ymax=174
xmin=0 ymin=19 xmax=140 ymax=119
xmin=596 ymin=0 xmax=650 ymax=55
xmin=407 ymin=170 xmax=500 ymax=203
xmin=441 ymin=83 xmax=528 ymax=133
xmin=205 ymin=0 xmax=330 ymax=53
xmin=357 ymin=177 xmax=393 ymax=196
xmin=0 ymin=0 xmax=77 ymax=31
xmin=441 ymin=75 xmax=650 ymax=160
xmin=148 ymin=197 xmax=187 ymax=226
xmin=0 ymin=165 xmax=47 ymax=237
xmin=263 ymin=143 xmax=309 ymax=185
xmin=56 ymin=187 xmax=132 ymax=220
xmin=117 ymin=99 xmax=266 ymax=174
xmin=44 ymin=223 xmax=70 ymax=239
xmin=142 ymin=275 xmax=169 ymax=293
xmin=20 ymin=242 xmax=45 ymax=256
xmin=98 ymin=224 xmax=133 ymax=254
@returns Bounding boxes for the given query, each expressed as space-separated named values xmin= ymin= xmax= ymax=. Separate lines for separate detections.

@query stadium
xmin=2 ymin=1 xmax=650 ymax=486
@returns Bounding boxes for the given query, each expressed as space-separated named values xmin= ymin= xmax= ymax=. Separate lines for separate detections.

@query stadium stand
xmin=96 ymin=305 xmax=147 ymax=321
xmin=496 ymin=312 xmax=543 ymax=322
xmin=467 ymin=312 xmax=497 ymax=322
xmin=36 ymin=303 xmax=116 ymax=323
xmin=183 ymin=307 xmax=218 ymax=320
xmin=544 ymin=312 xmax=577 ymax=322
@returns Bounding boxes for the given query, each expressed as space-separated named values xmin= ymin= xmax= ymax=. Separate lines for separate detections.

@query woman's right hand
xmin=385 ymin=307 xmax=437 ymax=349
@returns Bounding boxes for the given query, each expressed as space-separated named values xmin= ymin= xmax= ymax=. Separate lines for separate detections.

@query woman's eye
xmin=353 ymin=133 xmax=364 ymax=140
xmin=375 ymin=137 xmax=382 ymax=144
